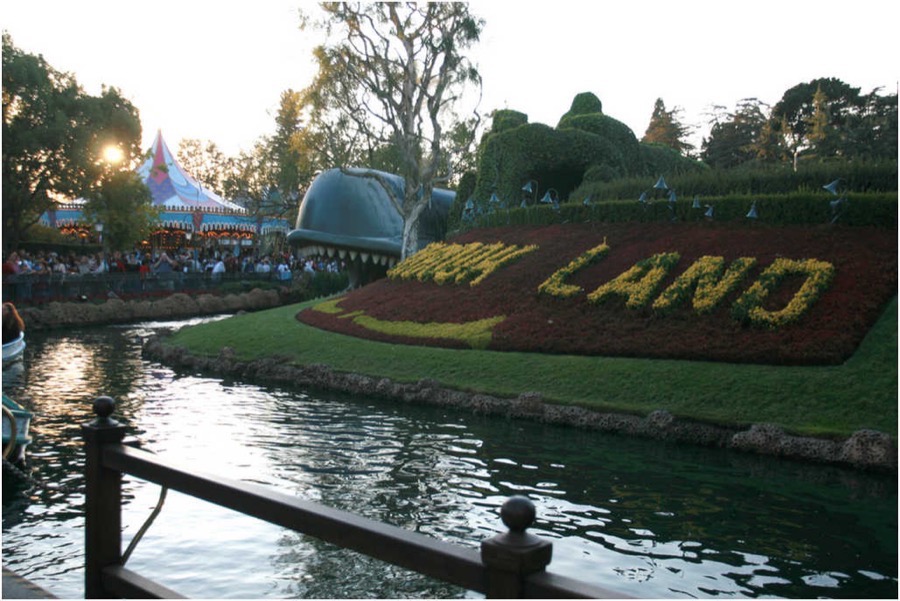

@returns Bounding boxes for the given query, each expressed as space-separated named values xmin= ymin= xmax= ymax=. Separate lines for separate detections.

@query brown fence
xmin=82 ymin=396 xmax=628 ymax=599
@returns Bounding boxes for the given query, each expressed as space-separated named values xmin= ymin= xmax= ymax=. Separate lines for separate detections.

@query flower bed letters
xmin=297 ymin=223 xmax=897 ymax=365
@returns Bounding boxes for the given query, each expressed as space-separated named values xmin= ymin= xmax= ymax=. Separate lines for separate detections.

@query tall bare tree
xmin=302 ymin=2 xmax=483 ymax=258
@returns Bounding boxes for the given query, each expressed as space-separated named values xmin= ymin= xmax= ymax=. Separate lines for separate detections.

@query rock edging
xmin=142 ymin=338 xmax=897 ymax=474
xmin=18 ymin=289 xmax=284 ymax=330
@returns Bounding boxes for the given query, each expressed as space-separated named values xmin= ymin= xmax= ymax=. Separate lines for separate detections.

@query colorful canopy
xmin=40 ymin=130 xmax=290 ymax=237
xmin=137 ymin=130 xmax=245 ymax=212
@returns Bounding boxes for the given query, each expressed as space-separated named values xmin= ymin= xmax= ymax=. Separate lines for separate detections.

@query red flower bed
xmin=297 ymin=223 xmax=897 ymax=365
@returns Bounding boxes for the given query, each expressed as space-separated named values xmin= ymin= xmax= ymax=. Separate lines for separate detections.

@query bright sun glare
xmin=102 ymin=145 xmax=124 ymax=164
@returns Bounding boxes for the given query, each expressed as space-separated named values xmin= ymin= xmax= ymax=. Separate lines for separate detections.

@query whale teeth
xmin=338 ymin=249 xmax=346 ymax=259
xmin=360 ymin=252 xmax=370 ymax=263
xmin=349 ymin=250 xmax=358 ymax=261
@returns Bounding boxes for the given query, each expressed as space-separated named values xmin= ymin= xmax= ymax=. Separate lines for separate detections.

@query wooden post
xmin=82 ymin=396 xmax=127 ymax=599
xmin=480 ymin=495 xmax=552 ymax=598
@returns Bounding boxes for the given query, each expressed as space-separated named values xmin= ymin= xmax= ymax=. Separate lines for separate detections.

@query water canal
xmin=2 ymin=317 xmax=897 ymax=598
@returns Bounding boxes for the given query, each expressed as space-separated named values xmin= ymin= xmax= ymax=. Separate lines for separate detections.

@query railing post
xmin=481 ymin=496 xmax=553 ymax=598
xmin=81 ymin=396 xmax=127 ymax=599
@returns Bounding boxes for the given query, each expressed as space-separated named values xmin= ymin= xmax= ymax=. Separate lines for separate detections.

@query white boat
xmin=2 ymin=332 xmax=26 ymax=363
xmin=2 ymin=393 xmax=33 ymax=464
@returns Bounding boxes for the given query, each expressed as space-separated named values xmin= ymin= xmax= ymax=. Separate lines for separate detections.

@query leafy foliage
xmin=82 ymin=171 xmax=157 ymax=251
xmin=641 ymin=98 xmax=694 ymax=155
xmin=466 ymin=93 xmax=705 ymax=221
xmin=573 ymin=160 xmax=897 ymax=203
xmin=2 ymin=33 xmax=143 ymax=249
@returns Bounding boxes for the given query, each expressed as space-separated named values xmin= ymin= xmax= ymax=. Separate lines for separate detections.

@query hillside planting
xmin=298 ymin=222 xmax=897 ymax=366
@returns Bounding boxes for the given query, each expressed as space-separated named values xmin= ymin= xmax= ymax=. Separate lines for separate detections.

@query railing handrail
xmin=104 ymin=444 xmax=489 ymax=592
xmin=83 ymin=398 xmax=629 ymax=599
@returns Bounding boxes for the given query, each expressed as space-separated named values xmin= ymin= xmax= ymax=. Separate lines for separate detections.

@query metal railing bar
xmin=103 ymin=444 xmax=488 ymax=593
xmin=524 ymin=570 xmax=633 ymax=599
xmin=101 ymin=565 xmax=186 ymax=599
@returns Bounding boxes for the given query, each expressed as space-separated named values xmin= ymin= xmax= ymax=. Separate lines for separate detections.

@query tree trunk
xmin=400 ymin=201 xmax=427 ymax=260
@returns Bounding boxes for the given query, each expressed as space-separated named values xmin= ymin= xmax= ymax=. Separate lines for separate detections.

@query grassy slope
xmin=166 ymin=296 xmax=897 ymax=438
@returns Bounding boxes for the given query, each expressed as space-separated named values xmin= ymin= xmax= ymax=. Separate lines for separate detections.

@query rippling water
xmin=2 ymin=317 xmax=897 ymax=598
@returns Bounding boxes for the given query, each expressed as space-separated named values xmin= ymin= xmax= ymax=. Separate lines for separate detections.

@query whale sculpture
xmin=287 ymin=167 xmax=455 ymax=287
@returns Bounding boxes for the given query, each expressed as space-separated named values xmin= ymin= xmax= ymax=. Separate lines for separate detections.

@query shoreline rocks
xmin=143 ymin=337 xmax=897 ymax=474
xmin=17 ymin=289 xmax=284 ymax=330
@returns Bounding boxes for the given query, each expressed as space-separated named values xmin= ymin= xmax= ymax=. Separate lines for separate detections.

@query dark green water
xmin=2 ymin=318 xmax=897 ymax=598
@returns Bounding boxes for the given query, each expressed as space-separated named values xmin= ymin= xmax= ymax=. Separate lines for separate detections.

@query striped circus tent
xmin=40 ymin=131 xmax=289 ymax=248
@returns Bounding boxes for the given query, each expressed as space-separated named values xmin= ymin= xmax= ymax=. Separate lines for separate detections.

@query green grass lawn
xmin=166 ymin=296 xmax=898 ymax=438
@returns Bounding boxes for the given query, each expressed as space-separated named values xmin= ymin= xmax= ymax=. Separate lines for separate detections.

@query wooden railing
xmin=82 ymin=396 xmax=628 ymax=599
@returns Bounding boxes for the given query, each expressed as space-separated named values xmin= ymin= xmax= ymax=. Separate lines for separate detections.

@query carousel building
xmin=40 ymin=131 xmax=289 ymax=252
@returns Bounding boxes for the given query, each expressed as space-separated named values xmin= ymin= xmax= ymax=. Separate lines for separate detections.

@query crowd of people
xmin=2 ymin=247 xmax=346 ymax=280
xmin=2 ymin=246 xmax=347 ymax=305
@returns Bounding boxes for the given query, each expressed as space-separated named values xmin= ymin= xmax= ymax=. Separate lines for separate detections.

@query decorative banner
xmin=192 ymin=209 xmax=204 ymax=232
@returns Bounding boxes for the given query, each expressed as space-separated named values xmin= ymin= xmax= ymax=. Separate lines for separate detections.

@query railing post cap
xmin=93 ymin=395 xmax=116 ymax=421
xmin=501 ymin=495 xmax=536 ymax=533
xmin=481 ymin=495 xmax=552 ymax=575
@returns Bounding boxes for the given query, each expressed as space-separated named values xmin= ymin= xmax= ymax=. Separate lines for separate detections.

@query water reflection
xmin=2 ymin=320 xmax=897 ymax=599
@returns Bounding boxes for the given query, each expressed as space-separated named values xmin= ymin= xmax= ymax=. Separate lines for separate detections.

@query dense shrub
xmin=488 ymin=109 xmax=529 ymax=134
xmin=559 ymin=91 xmax=603 ymax=118
xmin=557 ymin=112 xmax=641 ymax=168
xmin=472 ymin=122 xmax=627 ymax=207
xmin=464 ymin=191 xmax=897 ymax=230
xmin=577 ymin=160 xmax=898 ymax=201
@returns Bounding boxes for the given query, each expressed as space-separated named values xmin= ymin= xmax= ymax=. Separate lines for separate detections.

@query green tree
xmin=176 ymin=138 xmax=230 ymax=193
xmin=301 ymin=2 xmax=484 ymax=258
xmin=843 ymin=88 xmax=898 ymax=161
xmin=223 ymin=139 xmax=276 ymax=215
xmin=270 ymin=89 xmax=320 ymax=207
xmin=770 ymin=77 xmax=863 ymax=170
xmin=82 ymin=170 xmax=157 ymax=251
xmin=701 ymin=98 xmax=770 ymax=168
xmin=2 ymin=32 xmax=143 ymax=249
xmin=641 ymin=98 xmax=694 ymax=156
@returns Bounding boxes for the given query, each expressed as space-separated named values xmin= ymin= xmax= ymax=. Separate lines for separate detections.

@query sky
xmin=3 ymin=0 xmax=898 ymax=159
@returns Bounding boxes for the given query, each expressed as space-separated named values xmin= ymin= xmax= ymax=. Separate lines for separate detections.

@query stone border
xmin=17 ymin=289 xmax=285 ymax=330
xmin=143 ymin=338 xmax=897 ymax=474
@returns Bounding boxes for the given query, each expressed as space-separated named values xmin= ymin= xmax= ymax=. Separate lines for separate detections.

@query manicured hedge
xmin=576 ymin=160 xmax=898 ymax=201
xmin=462 ymin=191 xmax=897 ymax=229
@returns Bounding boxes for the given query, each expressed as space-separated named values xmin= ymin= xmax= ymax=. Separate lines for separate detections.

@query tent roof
xmin=136 ymin=130 xmax=245 ymax=212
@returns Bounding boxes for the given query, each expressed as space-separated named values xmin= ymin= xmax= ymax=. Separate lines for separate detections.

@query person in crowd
xmin=153 ymin=252 xmax=177 ymax=273
xmin=255 ymin=257 xmax=271 ymax=275
xmin=75 ymin=255 xmax=92 ymax=274
xmin=2 ymin=252 xmax=21 ymax=276
xmin=276 ymin=258 xmax=292 ymax=281
xmin=52 ymin=257 xmax=68 ymax=275
xmin=211 ymin=257 xmax=226 ymax=280
xmin=2 ymin=302 xmax=25 ymax=344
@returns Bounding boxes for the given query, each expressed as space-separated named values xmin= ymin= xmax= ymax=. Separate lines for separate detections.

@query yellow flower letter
xmin=652 ymin=256 xmax=757 ymax=314
xmin=388 ymin=242 xmax=537 ymax=287
xmin=538 ymin=241 xmax=611 ymax=299
xmin=588 ymin=252 xmax=681 ymax=309
xmin=731 ymin=258 xmax=835 ymax=328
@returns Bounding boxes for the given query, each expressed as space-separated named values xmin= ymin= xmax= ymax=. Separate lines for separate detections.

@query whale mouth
xmin=288 ymin=229 xmax=400 ymax=268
